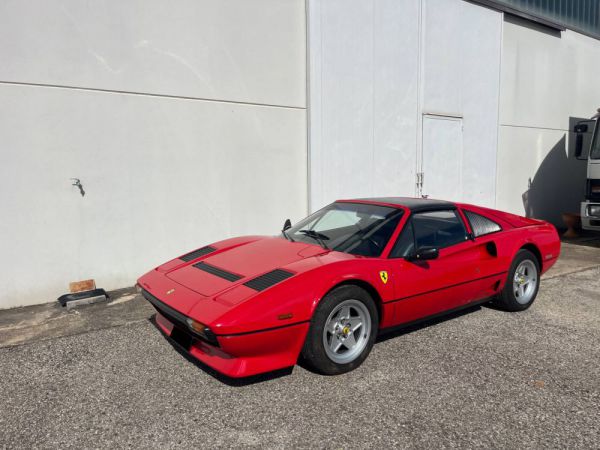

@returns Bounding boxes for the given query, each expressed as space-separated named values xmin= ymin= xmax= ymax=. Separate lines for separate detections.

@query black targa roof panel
xmin=351 ymin=197 xmax=456 ymax=212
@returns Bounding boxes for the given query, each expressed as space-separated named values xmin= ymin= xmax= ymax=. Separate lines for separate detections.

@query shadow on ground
xmin=151 ymin=303 xmax=489 ymax=384
xmin=376 ymin=304 xmax=485 ymax=343
xmin=561 ymin=230 xmax=600 ymax=249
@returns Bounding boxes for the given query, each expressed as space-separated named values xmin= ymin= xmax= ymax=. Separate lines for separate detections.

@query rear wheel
xmin=494 ymin=249 xmax=540 ymax=311
xmin=302 ymin=285 xmax=378 ymax=375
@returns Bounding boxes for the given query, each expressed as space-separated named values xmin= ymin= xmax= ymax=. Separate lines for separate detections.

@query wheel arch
xmin=519 ymin=243 xmax=543 ymax=271
xmin=318 ymin=279 xmax=384 ymax=325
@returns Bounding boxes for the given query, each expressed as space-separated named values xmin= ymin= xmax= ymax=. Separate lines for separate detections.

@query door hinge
xmin=416 ymin=172 xmax=424 ymax=190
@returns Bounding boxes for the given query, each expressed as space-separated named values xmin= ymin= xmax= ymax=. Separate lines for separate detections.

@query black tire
xmin=493 ymin=249 xmax=540 ymax=312
xmin=301 ymin=285 xmax=378 ymax=375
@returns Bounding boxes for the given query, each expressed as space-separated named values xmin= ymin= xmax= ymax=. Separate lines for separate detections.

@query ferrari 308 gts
xmin=138 ymin=198 xmax=560 ymax=378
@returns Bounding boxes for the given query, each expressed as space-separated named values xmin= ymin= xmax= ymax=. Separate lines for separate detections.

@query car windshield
xmin=286 ymin=202 xmax=403 ymax=257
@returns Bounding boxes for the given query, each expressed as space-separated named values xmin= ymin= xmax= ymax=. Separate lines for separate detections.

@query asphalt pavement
xmin=1 ymin=261 xmax=599 ymax=448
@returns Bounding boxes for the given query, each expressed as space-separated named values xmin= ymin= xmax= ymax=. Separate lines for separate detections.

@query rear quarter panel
xmin=477 ymin=223 xmax=560 ymax=280
xmin=459 ymin=204 xmax=560 ymax=276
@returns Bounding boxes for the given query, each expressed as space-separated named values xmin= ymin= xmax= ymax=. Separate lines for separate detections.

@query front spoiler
xmin=142 ymin=289 xmax=218 ymax=345
xmin=142 ymin=290 xmax=310 ymax=378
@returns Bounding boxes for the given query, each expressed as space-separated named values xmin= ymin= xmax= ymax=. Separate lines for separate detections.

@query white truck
xmin=574 ymin=111 xmax=600 ymax=231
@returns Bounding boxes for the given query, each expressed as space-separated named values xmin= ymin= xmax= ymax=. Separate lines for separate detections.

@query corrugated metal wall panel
xmin=494 ymin=0 xmax=600 ymax=38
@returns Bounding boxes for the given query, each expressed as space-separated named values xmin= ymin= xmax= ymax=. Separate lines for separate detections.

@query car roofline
xmin=336 ymin=197 xmax=457 ymax=213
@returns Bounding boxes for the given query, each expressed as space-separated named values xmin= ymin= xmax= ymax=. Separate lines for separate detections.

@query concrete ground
xmin=1 ymin=242 xmax=600 ymax=448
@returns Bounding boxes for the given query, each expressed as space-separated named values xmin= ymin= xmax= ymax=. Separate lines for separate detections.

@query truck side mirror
xmin=575 ymin=134 xmax=584 ymax=158
xmin=573 ymin=121 xmax=593 ymax=160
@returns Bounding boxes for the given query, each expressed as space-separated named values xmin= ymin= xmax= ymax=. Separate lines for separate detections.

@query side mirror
xmin=573 ymin=120 xmax=593 ymax=160
xmin=282 ymin=219 xmax=292 ymax=231
xmin=575 ymin=134 xmax=584 ymax=158
xmin=408 ymin=247 xmax=439 ymax=261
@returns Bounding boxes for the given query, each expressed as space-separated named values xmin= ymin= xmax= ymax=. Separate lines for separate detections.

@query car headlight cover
xmin=186 ymin=318 xmax=209 ymax=336
xmin=185 ymin=318 xmax=219 ymax=345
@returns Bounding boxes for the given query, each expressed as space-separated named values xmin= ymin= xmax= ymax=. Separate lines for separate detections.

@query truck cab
xmin=574 ymin=112 xmax=600 ymax=231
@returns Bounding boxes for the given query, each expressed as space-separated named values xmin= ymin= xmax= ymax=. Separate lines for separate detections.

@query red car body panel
xmin=138 ymin=198 xmax=560 ymax=378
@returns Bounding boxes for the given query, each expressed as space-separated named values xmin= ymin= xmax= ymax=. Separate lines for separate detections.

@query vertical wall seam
xmin=305 ymin=0 xmax=311 ymax=214
xmin=319 ymin=0 xmax=324 ymax=211
xmin=415 ymin=0 xmax=425 ymax=197
xmin=371 ymin=0 xmax=376 ymax=196
xmin=494 ymin=11 xmax=505 ymax=209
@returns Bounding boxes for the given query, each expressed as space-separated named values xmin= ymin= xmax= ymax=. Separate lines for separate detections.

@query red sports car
xmin=138 ymin=198 xmax=560 ymax=378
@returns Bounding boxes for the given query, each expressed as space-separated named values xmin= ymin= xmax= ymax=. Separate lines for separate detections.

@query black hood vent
xmin=244 ymin=269 xmax=294 ymax=291
xmin=180 ymin=246 xmax=217 ymax=262
xmin=193 ymin=261 xmax=243 ymax=282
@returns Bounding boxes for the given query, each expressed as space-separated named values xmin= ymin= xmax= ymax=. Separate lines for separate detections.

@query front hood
xmin=165 ymin=236 xmax=327 ymax=296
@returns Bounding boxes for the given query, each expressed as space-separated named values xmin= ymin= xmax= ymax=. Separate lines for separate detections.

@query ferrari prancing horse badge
xmin=379 ymin=271 xmax=388 ymax=284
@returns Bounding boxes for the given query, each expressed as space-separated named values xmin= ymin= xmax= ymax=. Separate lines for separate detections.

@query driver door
xmin=387 ymin=209 xmax=482 ymax=325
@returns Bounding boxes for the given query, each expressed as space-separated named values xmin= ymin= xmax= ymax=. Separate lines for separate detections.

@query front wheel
xmin=301 ymin=285 xmax=378 ymax=375
xmin=493 ymin=249 xmax=540 ymax=311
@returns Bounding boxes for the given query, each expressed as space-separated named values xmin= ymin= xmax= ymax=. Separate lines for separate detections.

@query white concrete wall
xmin=0 ymin=0 xmax=306 ymax=108
xmin=308 ymin=0 xmax=421 ymax=210
xmin=421 ymin=0 xmax=502 ymax=206
xmin=0 ymin=0 xmax=307 ymax=308
xmin=308 ymin=0 xmax=502 ymax=211
xmin=497 ymin=16 xmax=600 ymax=225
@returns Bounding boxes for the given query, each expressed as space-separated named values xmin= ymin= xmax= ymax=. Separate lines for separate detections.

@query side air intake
xmin=193 ymin=262 xmax=243 ymax=282
xmin=244 ymin=269 xmax=294 ymax=292
xmin=180 ymin=246 xmax=217 ymax=262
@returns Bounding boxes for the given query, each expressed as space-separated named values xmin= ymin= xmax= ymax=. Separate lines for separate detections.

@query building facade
xmin=1 ymin=0 xmax=599 ymax=308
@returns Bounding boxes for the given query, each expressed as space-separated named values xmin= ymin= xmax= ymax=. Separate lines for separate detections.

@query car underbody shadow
xmin=481 ymin=302 xmax=508 ymax=312
xmin=148 ymin=316 xmax=293 ymax=386
xmin=149 ymin=301 xmax=489 ymax=382
xmin=376 ymin=303 xmax=486 ymax=343
xmin=298 ymin=301 xmax=490 ymax=375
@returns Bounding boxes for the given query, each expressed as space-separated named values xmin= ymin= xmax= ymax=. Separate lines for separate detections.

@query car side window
xmin=412 ymin=210 xmax=467 ymax=250
xmin=463 ymin=210 xmax=501 ymax=237
xmin=389 ymin=219 xmax=415 ymax=258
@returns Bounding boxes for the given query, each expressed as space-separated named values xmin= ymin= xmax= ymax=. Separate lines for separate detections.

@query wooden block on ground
xmin=69 ymin=279 xmax=96 ymax=293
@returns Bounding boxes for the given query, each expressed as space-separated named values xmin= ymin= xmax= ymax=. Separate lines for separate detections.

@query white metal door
xmin=420 ymin=115 xmax=463 ymax=200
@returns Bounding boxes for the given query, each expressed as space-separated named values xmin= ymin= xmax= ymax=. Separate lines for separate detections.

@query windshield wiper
xmin=298 ymin=229 xmax=330 ymax=249
xmin=281 ymin=229 xmax=295 ymax=242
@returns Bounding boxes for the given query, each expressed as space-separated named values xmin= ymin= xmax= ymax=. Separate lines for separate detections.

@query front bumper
xmin=143 ymin=290 xmax=309 ymax=378
xmin=143 ymin=289 xmax=218 ymax=345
